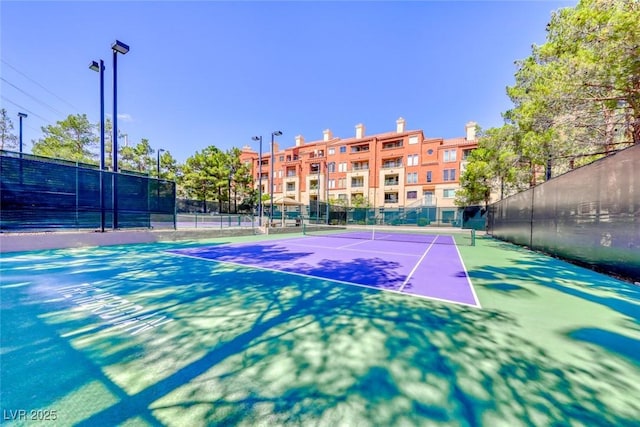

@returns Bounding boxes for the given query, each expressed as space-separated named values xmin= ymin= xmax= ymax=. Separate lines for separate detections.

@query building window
xmin=327 ymin=162 xmax=336 ymax=172
xmin=407 ymin=154 xmax=419 ymax=166
xmin=310 ymin=180 xmax=318 ymax=190
xmin=384 ymin=192 xmax=399 ymax=203
xmin=444 ymin=149 xmax=457 ymax=162
xmin=443 ymin=169 xmax=456 ymax=181
xmin=462 ymin=149 xmax=474 ymax=160
xmin=407 ymin=172 xmax=418 ymax=184
xmin=261 ymin=159 xmax=269 ymax=166
xmin=409 ymin=135 xmax=419 ymax=145
xmin=286 ymin=182 xmax=296 ymax=191
xmin=338 ymin=162 xmax=347 ymax=172
xmin=338 ymin=178 xmax=346 ymax=188
xmin=328 ymin=179 xmax=335 ymax=189
xmin=279 ymin=155 xmax=284 ymax=162
xmin=427 ymin=149 xmax=434 ymax=155
xmin=426 ymin=171 xmax=432 ymax=183
xmin=338 ymin=194 xmax=347 ymax=201
xmin=310 ymin=163 xmax=320 ymax=173
xmin=407 ymin=191 xmax=418 ymax=199
xmin=443 ymin=189 xmax=456 ymax=198
xmin=351 ymin=177 xmax=364 ymax=188
xmin=423 ymin=190 xmax=434 ymax=205
xmin=340 ymin=146 xmax=346 ymax=153
xmin=278 ymin=170 xmax=282 ymax=178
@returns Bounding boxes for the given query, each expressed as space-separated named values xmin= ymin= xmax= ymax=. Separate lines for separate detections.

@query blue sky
xmin=1 ymin=0 xmax=575 ymax=163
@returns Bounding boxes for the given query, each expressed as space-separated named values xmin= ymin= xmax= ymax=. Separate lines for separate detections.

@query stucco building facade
xmin=240 ymin=118 xmax=478 ymax=210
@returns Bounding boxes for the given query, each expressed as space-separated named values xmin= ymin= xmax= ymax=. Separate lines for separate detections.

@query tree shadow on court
xmin=168 ymin=242 xmax=316 ymax=265
xmin=2 ymin=240 xmax=640 ymax=426
xmin=470 ymin=254 xmax=640 ymax=324
xmin=283 ymin=257 xmax=406 ymax=289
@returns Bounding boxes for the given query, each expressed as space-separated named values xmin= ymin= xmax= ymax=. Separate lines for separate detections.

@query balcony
xmin=350 ymin=181 xmax=365 ymax=188
xmin=384 ymin=180 xmax=399 ymax=186
xmin=382 ymin=140 xmax=403 ymax=150
xmin=382 ymin=161 xmax=403 ymax=169
xmin=350 ymin=144 xmax=369 ymax=154
xmin=351 ymin=164 xmax=369 ymax=171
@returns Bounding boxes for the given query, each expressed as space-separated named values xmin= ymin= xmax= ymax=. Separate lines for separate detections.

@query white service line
xmin=398 ymin=235 xmax=439 ymax=292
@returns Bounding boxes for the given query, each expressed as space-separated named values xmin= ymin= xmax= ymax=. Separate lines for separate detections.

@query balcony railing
xmin=351 ymin=165 xmax=369 ymax=171
xmin=382 ymin=162 xmax=403 ymax=169
xmin=350 ymin=182 xmax=364 ymax=188
xmin=350 ymin=146 xmax=369 ymax=153
xmin=384 ymin=180 xmax=399 ymax=186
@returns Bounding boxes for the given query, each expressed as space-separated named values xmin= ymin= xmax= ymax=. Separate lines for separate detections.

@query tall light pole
xmin=17 ymin=112 xmax=27 ymax=155
xmin=90 ymin=60 xmax=105 ymax=232
xmin=251 ymin=136 xmax=263 ymax=226
xmin=157 ymin=148 xmax=165 ymax=178
xmin=316 ymin=161 xmax=321 ymax=223
xmin=270 ymin=131 xmax=282 ymax=224
xmin=326 ymin=161 xmax=334 ymax=224
xmin=228 ymin=164 xmax=236 ymax=214
xmin=111 ymin=39 xmax=129 ymax=229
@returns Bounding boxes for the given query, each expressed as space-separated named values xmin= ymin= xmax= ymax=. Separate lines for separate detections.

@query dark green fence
xmin=487 ymin=144 xmax=640 ymax=281
xmin=0 ymin=151 xmax=176 ymax=232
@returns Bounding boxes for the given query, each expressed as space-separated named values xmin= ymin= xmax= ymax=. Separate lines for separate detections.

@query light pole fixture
xmin=270 ymin=131 xmax=282 ymax=224
xmin=111 ymin=39 xmax=129 ymax=229
xmin=326 ymin=161 xmax=334 ymax=224
xmin=251 ymin=136 xmax=263 ymax=226
xmin=228 ymin=164 xmax=236 ymax=214
xmin=17 ymin=112 xmax=27 ymax=155
xmin=157 ymin=148 xmax=165 ymax=179
xmin=90 ymin=60 xmax=106 ymax=232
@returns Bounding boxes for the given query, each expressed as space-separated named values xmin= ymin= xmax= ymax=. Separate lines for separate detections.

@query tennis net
xmin=302 ymin=224 xmax=475 ymax=246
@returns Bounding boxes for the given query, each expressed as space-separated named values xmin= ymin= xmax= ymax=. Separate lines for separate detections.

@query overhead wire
xmin=1 ymin=59 xmax=80 ymax=111
xmin=1 ymin=77 xmax=67 ymax=117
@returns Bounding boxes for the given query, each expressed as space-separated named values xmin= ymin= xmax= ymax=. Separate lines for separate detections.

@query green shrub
xmin=417 ymin=218 xmax=430 ymax=226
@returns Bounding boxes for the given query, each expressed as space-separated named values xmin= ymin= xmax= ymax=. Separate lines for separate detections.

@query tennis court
xmin=1 ymin=229 xmax=639 ymax=426
xmin=169 ymin=226 xmax=479 ymax=307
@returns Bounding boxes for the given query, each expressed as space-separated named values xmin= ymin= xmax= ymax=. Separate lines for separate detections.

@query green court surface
xmin=1 ymin=234 xmax=639 ymax=426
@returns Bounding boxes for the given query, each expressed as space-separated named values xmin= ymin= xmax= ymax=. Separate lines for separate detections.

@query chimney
xmin=323 ymin=129 xmax=332 ymax=142
xmin=465 ymin=121 xmax=477 ymax=141
xmin=355 ymin=123 xmax=365 ymax=139
xmin=273 ymin=142 xmax=279 ymax=154
xmin=396 ymin=117 xmax=406 ymax=133
xmin=295 ymin=135 xmax=305 ymax=147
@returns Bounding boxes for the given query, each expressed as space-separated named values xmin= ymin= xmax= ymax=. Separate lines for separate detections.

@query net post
xmin=471 ymin=229 xmax=476 ymax=246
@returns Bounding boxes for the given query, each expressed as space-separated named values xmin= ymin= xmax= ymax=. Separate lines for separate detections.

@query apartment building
xmin=240 ymin=118 xmax=478 ymax=209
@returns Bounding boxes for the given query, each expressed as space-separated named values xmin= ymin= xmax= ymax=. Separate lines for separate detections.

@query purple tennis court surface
xmin=168 ymin=234 xmax=480 ymax=307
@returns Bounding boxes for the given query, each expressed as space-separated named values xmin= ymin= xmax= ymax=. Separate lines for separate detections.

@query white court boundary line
xmin=453 ymin=240 xmax=482 ymax=308
xmin=165 ymin=245 xmax=481 ymax=309
xmin=398 ymin=235 xmax=439 ymax=292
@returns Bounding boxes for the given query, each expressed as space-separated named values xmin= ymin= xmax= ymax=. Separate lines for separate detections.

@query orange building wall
xmin=239 ymin=119 xmax=478 ymax=208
